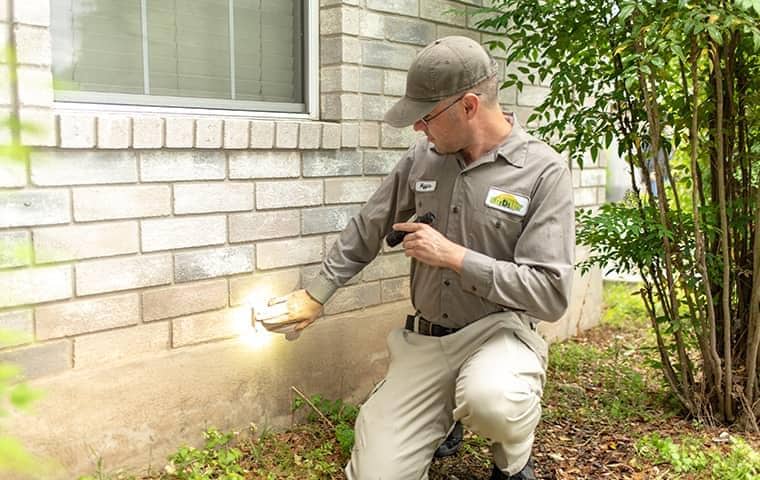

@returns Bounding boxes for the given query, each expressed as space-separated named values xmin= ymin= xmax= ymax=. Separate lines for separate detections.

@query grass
xmin=81 ymin=281 xmax=760 ymax=479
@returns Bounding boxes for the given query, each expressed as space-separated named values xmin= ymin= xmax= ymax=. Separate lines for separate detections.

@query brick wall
xmin=0 ymin=0 xmax=606 ymax=380
xmin=0 ymin=2 xmax=605 ymax=473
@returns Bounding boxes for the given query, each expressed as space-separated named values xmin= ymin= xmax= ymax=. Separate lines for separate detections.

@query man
xmin=263 ymin=36 xmax=574 ymax=479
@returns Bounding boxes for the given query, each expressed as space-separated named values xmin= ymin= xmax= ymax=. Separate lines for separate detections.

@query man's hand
xmin=392 ymin=222 xmax=466 ymax=272
xmin=259 ymin=289 xmax=323 ymax=333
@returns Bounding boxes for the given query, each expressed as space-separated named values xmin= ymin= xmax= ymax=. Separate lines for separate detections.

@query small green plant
xmin=293 ymin=394 xmax=358 ymax=456
xmin=161 ymin=428 xmax=245 ymax=480
xmin=636 ymin=432 xmax=760 ymax=478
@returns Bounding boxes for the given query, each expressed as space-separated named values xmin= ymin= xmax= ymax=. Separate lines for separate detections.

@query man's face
xmin=413 ymin=94 xmax=468 ymax=154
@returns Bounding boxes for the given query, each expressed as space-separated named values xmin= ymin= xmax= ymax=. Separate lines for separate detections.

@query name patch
xmin=485 ymin=188 xmax=529 ymax=217
xmin=415 ymin=180 xmax=437 ymax=192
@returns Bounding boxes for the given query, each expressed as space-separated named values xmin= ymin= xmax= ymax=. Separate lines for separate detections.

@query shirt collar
xmin=495 ymin=113 xmax=529 ymax=168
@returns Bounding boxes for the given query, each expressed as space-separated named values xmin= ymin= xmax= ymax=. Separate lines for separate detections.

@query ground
xmin=88 ymin=282 xmax=760 ymax=480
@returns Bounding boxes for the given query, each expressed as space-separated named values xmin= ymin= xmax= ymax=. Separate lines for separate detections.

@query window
xmin=50 ymin=0 xmax=312 ymax=113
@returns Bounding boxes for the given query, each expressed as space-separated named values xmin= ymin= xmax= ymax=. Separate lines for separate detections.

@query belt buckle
xmin=419 ymin=318 xmax=432 ymax=336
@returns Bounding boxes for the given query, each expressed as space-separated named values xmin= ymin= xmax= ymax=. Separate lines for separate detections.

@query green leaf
xmin=619 ymin=4 xmax=636 ymax=20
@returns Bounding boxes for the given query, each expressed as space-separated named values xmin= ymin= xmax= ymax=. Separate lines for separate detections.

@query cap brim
xmin=384 ymin=96 xmax=439 ymax=128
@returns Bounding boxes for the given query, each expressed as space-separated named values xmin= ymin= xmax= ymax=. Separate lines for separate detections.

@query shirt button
xmin=442 ymin=313 xmax=449 ymax=319
xmin=444 ymin=280 xmax=451 ymax=286
xmin=471 ymin=286 xmax=477 ymax=292
xmin=452 ymin=206 xmax=460 ymax=213
xmin=494 ymin=220 xmax=502 ymax=229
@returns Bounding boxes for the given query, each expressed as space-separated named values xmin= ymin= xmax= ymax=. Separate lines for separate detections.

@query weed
xmin=293 ymin=394 xmax=358 ymax=456
xmin=636 ymin=433 xmax=760 ymax=479
xmin=161 ymin=428 xmax=245 ymax=480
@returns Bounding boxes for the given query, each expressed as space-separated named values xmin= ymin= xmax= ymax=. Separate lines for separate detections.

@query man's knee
xmin=458 ymin=376 xmax=541 ymax=444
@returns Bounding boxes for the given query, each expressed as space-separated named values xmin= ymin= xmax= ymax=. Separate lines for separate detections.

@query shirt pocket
xmin=414 ymin=191 xmax=439 ymax=220
xmin=467 ymin=205 xmax=523 ymax=261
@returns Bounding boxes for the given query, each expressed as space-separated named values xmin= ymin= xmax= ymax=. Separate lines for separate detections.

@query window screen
xmin=50 ymin=0 xmax=306 ymax=112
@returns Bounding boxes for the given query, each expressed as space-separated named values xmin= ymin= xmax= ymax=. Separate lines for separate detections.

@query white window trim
xmin=53 ymin=0 xmax=320 ymax=121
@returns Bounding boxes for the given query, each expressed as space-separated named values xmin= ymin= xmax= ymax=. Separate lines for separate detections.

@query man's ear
xmin=463 ymin=93 xmax=479 ymax=117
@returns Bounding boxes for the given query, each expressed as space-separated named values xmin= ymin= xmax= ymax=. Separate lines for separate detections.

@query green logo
xmin=490 ymin=193 xmax=523 ymax=211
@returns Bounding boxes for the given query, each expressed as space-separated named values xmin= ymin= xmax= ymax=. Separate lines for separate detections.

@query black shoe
xmin=490 ymin=457 xmax=536 ymax=480
xmin=433 ymin=421 xmax=464 ymax=458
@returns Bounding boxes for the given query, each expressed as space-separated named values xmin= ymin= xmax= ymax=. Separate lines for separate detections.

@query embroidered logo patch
xmin=485 ymin=188 xmax=529 ymax=217
xmin=415 ymin=180 xmax=437 ymax=192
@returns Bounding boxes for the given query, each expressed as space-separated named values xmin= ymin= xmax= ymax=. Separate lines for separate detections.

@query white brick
xmin=0 ymin=188 xmax=69 ymax=228
xmin=143 ymin=279 xmax=228 ymax=322
xmin=573 ymin=187 xmax=597 ymax=207
xmin=174 ymin=182 xmax=253 ymax=214
xmin=360 ymin=68 xmax=384 ymax=94
xmin=0 ymin=340 xmax=71 ymax=379
xmin=74 ymin=185 xmax=170 ymax=221
xmin=0 ymin=231 xmax=31 ymax=268
xmin=142 ymin=215 xmax=226 ymax=252
xmin=366 ymin=0 xmax=418 ymax=17
xmin=97 ymin=116 xmax=131 ymax=149
xmin=518 ymin=85 xmax=549 ymax=107
xmin=299 ymin=122 xmax=321 ymax=149
xmin=360 ymin=10 xmax=385 ymax=39
xmin=140 ymin=151 xmax=225 ymax=181
xmin=382 ymin=277 xmax=410 ymax=302
xmin=342 ymin=123 xmax=359 ymax=147
xmin=321 ymin=123 xmax=341 ymax=149
xmin=20 ymin=108 xmax=56 ymax=147
xmin=250 ymin=120 xmax=275 ymax=148
xmin=15 ymin=24 xmax=50 ymax=66
xmin=362 ymin=95 xmax=390 ymax=121
xmin=275 ymin=122 xmax=298 ymax=149
xmin=420 ymin=0 xmax=466 ymax=26
xmin=320 ymin=35 xmax=362 ymax=65
xmin=165 ymin=117 xmax=195 ymax=148
xmin=325 ymin=178 xmax=381 ymax=204
xmin=360 ymin=122 xmax=380 ymax=147
xmin=320 ymin=7 xmax=342 ymax=35
xmin=17 ymin=67 xmax=53 ymax=106
xmin=74 ymin=322 xmax=169 ymax=367
xmin=31 ymin=150 xmax=137 ymax=186
xmin=36 ymin=293 xmax=139 ymax=340
xmin=59 ymin=113 xmax=96 ymax=148
xmin=229 ymin=151 xmax=300 ymax=179
xmin=363 ymin=253 xmax=411 ymax=281
xmin=0 ymin=157 xmax=25 ymax=187
xmin=223 ymin=119 xmax=249 ymax=149
xmin=386 ymin=16 xmax=436 ymax=45
xmin=303 ymin=150 xmax=362 ymax=177
xmin=321 ymin=65 xmax=360 ymax=93
xmin=364 ymin=150 xmax=401 ymax=175
xmin=322 ymin=93 xmax=361 ymax=120
xmin=382 ymin=124 xmax=421 ymax=148
xmin=14 ymin=0 xmax=50 ymax=26
xmin=257 ymin=237 xmax=324 ymax=269
xmin=384 ymin=70 xmax=407 ymax=96
xmin=195 ymin=118 xmax=223 ymax=148
xmin=75 ymin=254 xmax=172 ymax=296
xmin=132 ymin=116 xmax=164 ymax=148
xmin=324 ymin=282 xmax=381 ymax=315
xmin=34 ymin=221 xmax=139 ymax=263
xmin=229 ymin=210 xmax=300 ymax=242
xmin=256 ymin=180 xmax=323 ymax=209
xmin=302 ymin=205 xmax=361 ymax=234
xmin=0 ymin=310 xmax=33 ymax=347
xmin=230 ymin=269 xmax=301 ymax=306
xmin=581 ymin=169 xmax=606 ymax=187
xmin=0 ymin=266 xmax=72 ymax=308
xmin=174 ymin=245 xmax=254 ymax=282
xmin=172 ymin=308 xmax=241 ymax=347
xmin=362 ymin=41 xmax=417 ymax=70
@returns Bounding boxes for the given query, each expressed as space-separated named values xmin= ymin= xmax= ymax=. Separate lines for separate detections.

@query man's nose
xmin=413 ymin=120 xmax=426 ymax=132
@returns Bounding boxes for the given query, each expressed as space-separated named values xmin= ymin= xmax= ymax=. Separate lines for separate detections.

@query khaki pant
xmin=345 ymin=312 xmax=547 ymax=480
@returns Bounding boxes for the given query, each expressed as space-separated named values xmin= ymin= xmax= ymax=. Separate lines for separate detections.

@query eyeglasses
xmin=419 ymin=92 xmax=481 ymax=129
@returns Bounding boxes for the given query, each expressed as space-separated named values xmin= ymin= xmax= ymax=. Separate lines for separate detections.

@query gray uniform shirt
xmin=306 ymin=115 xmax=575 ymax=329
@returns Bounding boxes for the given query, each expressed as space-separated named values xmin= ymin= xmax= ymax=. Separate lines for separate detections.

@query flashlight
xmin=386 ymin=211 xmax=436 ymax=247
xmin=251 ymin=296 xmax=301 ymax=341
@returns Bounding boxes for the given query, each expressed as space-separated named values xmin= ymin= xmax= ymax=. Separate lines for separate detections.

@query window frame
xmin=52 ymin=0 xmax=320 ymax=120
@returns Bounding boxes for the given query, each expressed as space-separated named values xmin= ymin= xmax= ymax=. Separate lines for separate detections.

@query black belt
xmin=405 ymin=315 xmax=460 ymax=337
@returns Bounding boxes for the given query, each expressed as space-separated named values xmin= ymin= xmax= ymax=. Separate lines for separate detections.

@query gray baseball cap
xmin=384 ymin=36 xmax=497 ymax=128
